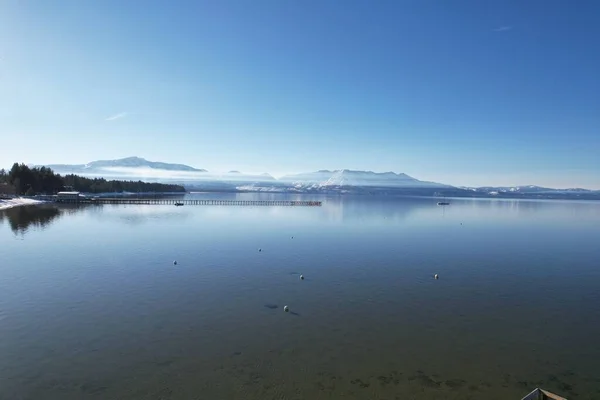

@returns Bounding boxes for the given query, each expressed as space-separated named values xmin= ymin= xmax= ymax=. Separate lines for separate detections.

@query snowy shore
xmin=0 ymin=197 xmax=47 ymax=211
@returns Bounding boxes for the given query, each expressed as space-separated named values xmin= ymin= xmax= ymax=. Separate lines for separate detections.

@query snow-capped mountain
xmin=34 ymin=157 xmax=280 ymax=185
xmin=463 ymin=185 xmax=598 ymax=195
xmin=83 ymin=157 xmax=205 ymax=172
xmin=27 ymin=157 xmax=599 ymax=198
xmin=39 ymin=157 xmax=206 ymax=174
xmin=32 ymin=159 xmax=449 ymax=190
xmin=280 ymin=169 xmax=449 ymax=188
xmin=320 ymin=170 xmax=447 ymax=188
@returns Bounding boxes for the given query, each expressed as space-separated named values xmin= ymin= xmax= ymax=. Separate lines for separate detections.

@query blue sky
xmin=1 ymin=0 xmax=599 ymax=188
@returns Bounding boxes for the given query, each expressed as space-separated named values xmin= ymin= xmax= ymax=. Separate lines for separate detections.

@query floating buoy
xmin=300 ymin=274 xmax=304 ymax=280
xmin=291 ymin=236 xmax=294 ymax=239
xmin=284 ymin=305 xmax=289 ymax=312
xmin=434 ymin=274 xmax=439 ymax=279
xmin=258 ymin=248 xmax=262 ymax=252
xmin=173 ymin=261 xmax=177 ymax=265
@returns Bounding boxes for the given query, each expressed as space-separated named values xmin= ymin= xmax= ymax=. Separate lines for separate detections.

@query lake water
xmin=1 ymin=194 xmax=600 ymax=400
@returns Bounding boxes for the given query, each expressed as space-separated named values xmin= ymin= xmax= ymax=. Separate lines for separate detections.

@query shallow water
xmin=1 ymin=194 xmax=599 ymax=399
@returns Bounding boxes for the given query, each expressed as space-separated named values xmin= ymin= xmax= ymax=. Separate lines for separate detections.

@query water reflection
xmin=2 ymin=197 xmax=598 ymax=236
xmin=320 ymin=195 xmax=434 ymax=223
xmin=320 ymin=195 xmax=600 ymax=225
xmin=0 ymin=205 xmax=62 ymax=235
xmin=0 ymin=204 xmax=99 ymax=236
xmin=1 ymin=195 xmax=600 ymax=399
xmin=88 ymin=204 xmax=193 ymax=226
xmin=182 ymin=193 xmax=435 ymax=223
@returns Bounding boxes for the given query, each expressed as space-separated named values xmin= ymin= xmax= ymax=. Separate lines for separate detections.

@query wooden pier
xmin=57 ymin=198 xmax=322 ymax=207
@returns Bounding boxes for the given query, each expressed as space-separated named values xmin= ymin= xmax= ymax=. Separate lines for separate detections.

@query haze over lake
xmin=1 ymin=194 xmax=599 ymax=400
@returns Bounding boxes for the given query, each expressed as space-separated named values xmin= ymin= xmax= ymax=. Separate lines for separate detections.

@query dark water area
xmin=1 ymin=194 xmax=600 ymax=399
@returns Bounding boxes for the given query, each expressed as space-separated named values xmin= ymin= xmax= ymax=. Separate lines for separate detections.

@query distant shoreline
xmin=184 ymin=187 xmax=600 ymax=201
xmin=2 ymin=190 xmax=598 ymax=210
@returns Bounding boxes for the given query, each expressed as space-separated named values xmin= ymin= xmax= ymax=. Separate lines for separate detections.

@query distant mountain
xmin=85 ymin=157 xmax=205 ymax=172
xmin=464 ymin=185 xmax=599 ymax=195
xmin=39 ymin=157 xmax=206 ymax=174
xmin=280 ymin=169 xmax=449 ymax=188
xmin=26 ymin=157 xmax=599 ymax=199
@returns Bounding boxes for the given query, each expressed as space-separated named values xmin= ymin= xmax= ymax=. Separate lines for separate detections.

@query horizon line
xmin=2 ymin=158 xmax=598 ymax=191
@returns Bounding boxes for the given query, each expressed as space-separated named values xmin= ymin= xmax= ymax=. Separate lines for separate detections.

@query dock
xmin=56 ymin=198 xmax=322 ymax=207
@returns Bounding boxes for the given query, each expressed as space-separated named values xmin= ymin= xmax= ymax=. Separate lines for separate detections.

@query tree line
xmin=0 ymin=168 xmax=7 ymax=184
xmin=2 ymin=163 xmax=186 ymax=195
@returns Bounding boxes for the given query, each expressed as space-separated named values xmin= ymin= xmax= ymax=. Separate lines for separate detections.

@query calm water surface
xmin=1 ymin=194 xmax=600 ymax=400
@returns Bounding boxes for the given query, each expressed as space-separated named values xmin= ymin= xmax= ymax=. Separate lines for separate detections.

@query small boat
xmin=521 ymin=388 xmax=567 ymax=400
xmin=174 ymin=202 xmax=184 ymax=206
xmin=437 ymin=195 xmax=450 ymax=206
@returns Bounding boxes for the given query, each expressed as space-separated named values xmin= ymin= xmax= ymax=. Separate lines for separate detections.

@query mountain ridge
xmin=26 ymin=157 xmax=599 ymax=193
xmin=35 ymin=158 xmax=444 ymax=187
xmin=37 ymin=156 xmax=207 ymax=173
xmin=278 ymin=169 xmax=449 ymax=188
xmin=462 ymin=185 xmax=599 ymax=194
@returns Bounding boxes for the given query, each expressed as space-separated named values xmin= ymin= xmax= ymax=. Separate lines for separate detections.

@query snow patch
xmin=0 ymin=197 xmax=47 ymax=211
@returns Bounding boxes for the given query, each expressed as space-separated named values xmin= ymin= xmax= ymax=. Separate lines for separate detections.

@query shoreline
xmin=0 ymin=197 xmax=48 ymax=211
xmin=1 ymin=191 xmax=598 ymax=211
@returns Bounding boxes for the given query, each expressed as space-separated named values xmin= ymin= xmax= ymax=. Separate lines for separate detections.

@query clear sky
xmin=1 ymin=0 xmax=599 ymax=188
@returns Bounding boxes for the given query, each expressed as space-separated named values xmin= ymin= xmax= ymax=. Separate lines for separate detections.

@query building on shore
xmin=56 ymin=191 xmax=81 ymax=202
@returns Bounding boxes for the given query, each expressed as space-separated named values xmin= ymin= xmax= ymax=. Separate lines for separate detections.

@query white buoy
xmin=284 ymin=305 xmax=289 ymax=312
xmin=300 ymin=274 xmax=304 ymax=280
xmin=173 ymin=261 xmax=177 ymax=265
xmin=434 ymin=274 xmax=439 ymax=279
